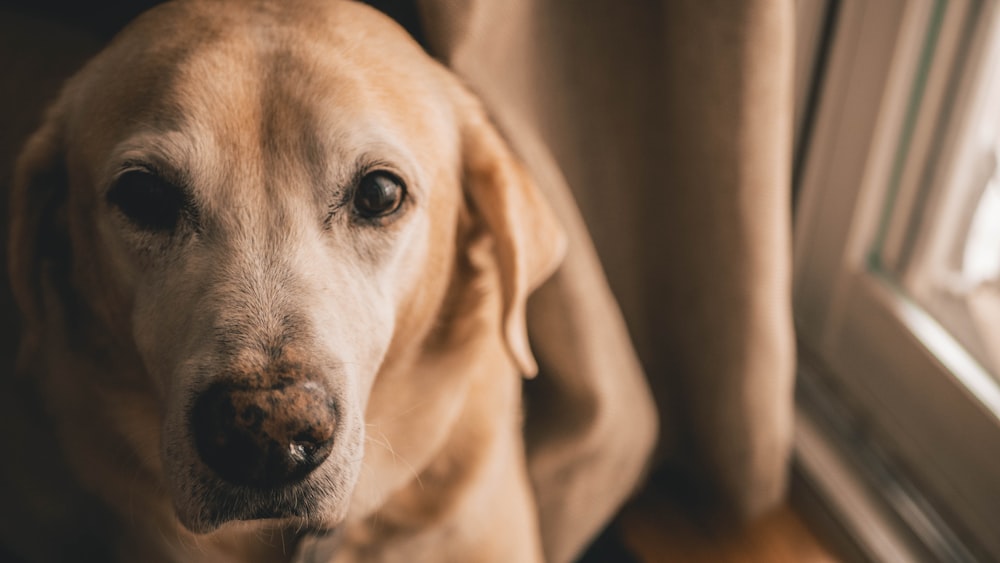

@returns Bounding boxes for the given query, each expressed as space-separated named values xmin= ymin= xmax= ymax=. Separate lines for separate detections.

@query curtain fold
xmin=652 ymin=0 xmax=796 ymax=518
xmin=415 ymin=0 xmax=796 ymax=543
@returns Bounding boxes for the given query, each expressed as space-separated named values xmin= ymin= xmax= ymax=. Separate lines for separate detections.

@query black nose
xmin=190 ymin=373 xmax=336 ymax=489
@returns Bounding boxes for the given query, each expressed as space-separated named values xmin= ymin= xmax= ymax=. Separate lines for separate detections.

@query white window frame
xmin=794 ymin=0 xmax=1000 ymax=559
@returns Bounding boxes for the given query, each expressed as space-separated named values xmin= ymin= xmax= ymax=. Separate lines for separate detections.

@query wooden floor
xmin=616 ymin=492 xmax=840 ymax=563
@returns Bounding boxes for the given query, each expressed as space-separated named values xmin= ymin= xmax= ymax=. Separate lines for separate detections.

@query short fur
xmin=1 ymin=1 xmax=566 ymax=561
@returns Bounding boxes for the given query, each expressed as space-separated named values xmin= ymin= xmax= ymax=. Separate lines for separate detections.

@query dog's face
xmin=9 ymin=0 xmax=564 ymax=536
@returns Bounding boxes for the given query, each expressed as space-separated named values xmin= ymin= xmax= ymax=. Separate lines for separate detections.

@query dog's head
xmin=8 ymin=0 xmax=564 ymax=534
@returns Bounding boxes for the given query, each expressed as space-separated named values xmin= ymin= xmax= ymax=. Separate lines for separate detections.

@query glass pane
xmin=961 ymin=167 xmax=1000 ymax=374
xmin=871 ymin=9 xmax=1000 ymax=388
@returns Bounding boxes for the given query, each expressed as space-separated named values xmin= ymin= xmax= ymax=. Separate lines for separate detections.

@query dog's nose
xmin=190 ymin=373 xmax=336 ymax=488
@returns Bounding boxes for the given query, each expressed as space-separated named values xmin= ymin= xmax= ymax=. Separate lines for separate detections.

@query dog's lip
xmin=241 ymin=504 xmax=310 ymax=522
xmin=175 ymin=485 xmax=327 ymax=534
xmin=178 ymin=507 xmax=314 ymax=535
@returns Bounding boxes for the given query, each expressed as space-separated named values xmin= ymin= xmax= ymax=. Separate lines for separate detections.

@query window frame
xmin=793 ymin=0 xmax=1000 ymax=559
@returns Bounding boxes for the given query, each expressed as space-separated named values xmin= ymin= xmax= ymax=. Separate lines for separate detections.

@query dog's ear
xmin=460 ymin=100 xmax=567 ymax=377
xmin=8 ymin=106 xmax=73 ymax=346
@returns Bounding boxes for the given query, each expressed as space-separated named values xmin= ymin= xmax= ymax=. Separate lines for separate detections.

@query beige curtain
xmin=0 ymin=1 xmax=796 ymax=561
xmin=412 ymin=0 xmax=797 ymax=557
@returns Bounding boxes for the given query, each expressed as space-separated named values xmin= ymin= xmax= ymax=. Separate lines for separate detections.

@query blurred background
xmin=2 ymin=0 xmax=1000 ymax=562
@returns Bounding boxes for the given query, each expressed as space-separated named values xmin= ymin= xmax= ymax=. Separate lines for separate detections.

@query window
xmin=794 ymin=0 xmax=1000 ymax=560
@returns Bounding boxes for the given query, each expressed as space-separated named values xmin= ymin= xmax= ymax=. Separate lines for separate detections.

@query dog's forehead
xmin=70 ymin=0 xmax=458 ymax=194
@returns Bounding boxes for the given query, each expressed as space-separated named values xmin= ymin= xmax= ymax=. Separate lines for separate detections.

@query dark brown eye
xmin=107 ymin=169 xmax=187 ymax=232
xmin=354 ymin=172 xmax=405 ymax=219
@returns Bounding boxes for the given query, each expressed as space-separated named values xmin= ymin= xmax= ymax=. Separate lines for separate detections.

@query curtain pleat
xmin=416 ymin=1 xmax=796 ymax=558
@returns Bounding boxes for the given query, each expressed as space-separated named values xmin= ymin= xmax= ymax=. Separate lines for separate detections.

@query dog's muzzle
xmin=190 ymin=363 xmax=337 ymax=489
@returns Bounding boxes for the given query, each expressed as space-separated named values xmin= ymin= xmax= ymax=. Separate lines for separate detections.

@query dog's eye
xmin=354 ymin=172 xmax=405 ymax=219
xmin=107 ymin=169 xmax=187 ymax=232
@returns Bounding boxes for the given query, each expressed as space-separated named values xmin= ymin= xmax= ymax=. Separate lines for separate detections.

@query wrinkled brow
xmin=103 ymin=130 xmax=212 ymax=194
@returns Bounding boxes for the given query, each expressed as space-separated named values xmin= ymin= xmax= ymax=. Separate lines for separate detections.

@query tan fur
xmin=3 ymin=1 xmax=565 ymax=561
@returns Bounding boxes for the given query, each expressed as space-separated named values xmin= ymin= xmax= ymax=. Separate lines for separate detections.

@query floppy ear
xmin=8 ymin=107 xmax=73 ymax=347
xmin=460 ymin=101 xmax=567 ymax=377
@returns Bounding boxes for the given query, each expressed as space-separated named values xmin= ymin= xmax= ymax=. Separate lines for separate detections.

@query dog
xmin=1 ymin=0 xmax=567 ymax=560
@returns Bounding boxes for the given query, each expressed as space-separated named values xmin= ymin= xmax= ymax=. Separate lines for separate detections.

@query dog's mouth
xmin=188 ymin=486 xmax=325 ymax=533
xmin=174 ymin=475 xmax=345 ymax=533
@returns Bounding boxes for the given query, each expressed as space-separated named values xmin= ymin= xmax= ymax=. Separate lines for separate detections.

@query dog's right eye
xmin=107 ymin=169 xmax=187 ymax=232
xmin=353 ymin=171 xmax=406 ymax=219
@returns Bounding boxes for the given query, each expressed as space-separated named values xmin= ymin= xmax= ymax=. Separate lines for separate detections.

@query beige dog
xmin=2 ymin=0 xmax=567 ymax=560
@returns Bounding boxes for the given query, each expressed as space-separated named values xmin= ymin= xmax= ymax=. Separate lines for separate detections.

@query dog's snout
xmin=190 ymin=367 xmax=336 ymax=489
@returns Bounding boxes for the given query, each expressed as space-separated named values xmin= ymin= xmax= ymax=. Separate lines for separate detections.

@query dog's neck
xmin=331 ymin=228 xmax=533 ymax=562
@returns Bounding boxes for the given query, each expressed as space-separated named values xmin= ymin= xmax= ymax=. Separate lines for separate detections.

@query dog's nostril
xmin=291 ymin=432 xmax=323 ymax=457
xmin=289 ymin=441 xmax=312 ymax=463
xmin=190 ymin=376 xmax=336 ymax=489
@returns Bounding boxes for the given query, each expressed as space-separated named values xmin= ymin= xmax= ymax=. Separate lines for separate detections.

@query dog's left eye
xmin=353 ymin=172 xmax=406 ymax=219
xmin=107 ymin=169 xmax=188 ymax=232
